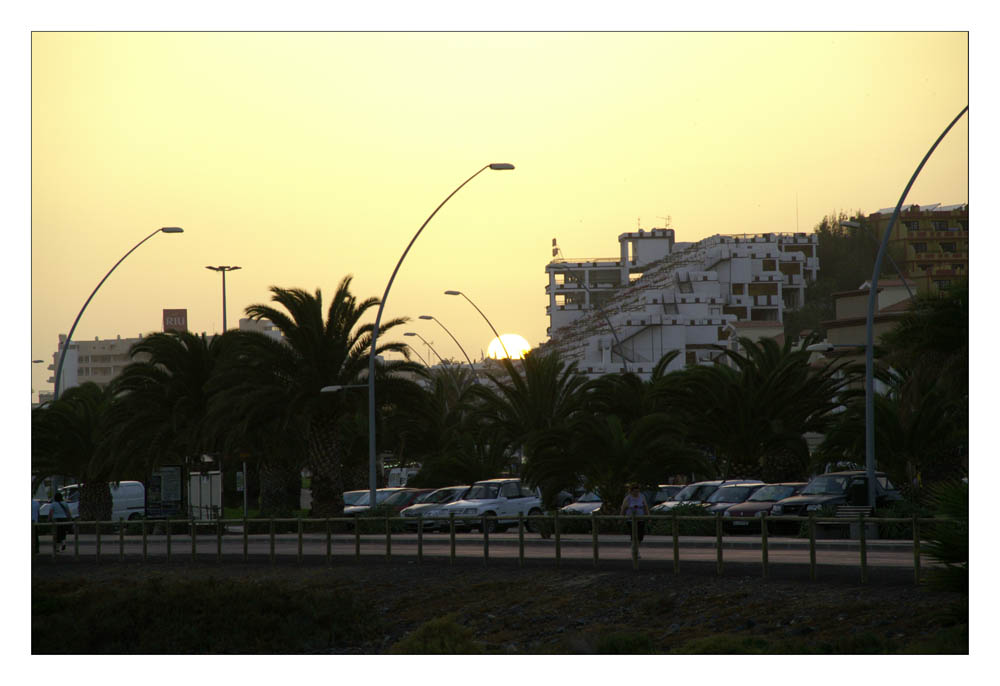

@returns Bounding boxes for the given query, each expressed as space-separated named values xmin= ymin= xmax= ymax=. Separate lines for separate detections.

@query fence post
xmin=166 ymin=519 xmax=172 ymax=562
xmin=354 ymin=515 xmax=361 ymax=560
xmin=912 ymin=514 xmax=921 ymax=585
xmin=326 ymin=518 xmax=332 ymax=565
xmin=554 ymin=510 xmax=561 ymax=568
xmin=808 ymin=515 xmax=816 ymax=581
xmin=449 ymin=513 xmax=456 ymax=565
xmin=417 ymin=514 xmax=424 ymax=565
xmin=298 ymin=517 xmax=304 ymax=563
xmin=859 ymin=512 xmax=868 ymax=585
xmin=482 ymin=514 xmax=489 ymax=566
xmin=73 ymin=520 xmax=79 ymax=560
xmin=33 ymin=521 xmax=38 ymax=557
xmin=386 ymin=514 xmax=392 ymax=561
xmin=243 ymin=517 xmax=249 ymax=562
xmin=217 ymin=519 xmax=223 ymax=562
xmin=518 ymin=513 xmax=524 ymax=568
xmin=119 ymin=520 xmax=125 ymax=561
xmin=269 ymin=518 xmax=275 ymax=564
xmin=591 ymin=512 xmax=599 ymax=568
xmin=672 ymin=511 xmax=680 ymax=575
xmin=760 ymin=513 xmax=769 ymax=580
xmin=715 ymin=513 xmax=724 ymax=576
xmin=96 ymin=521 xmax=102 ymax=563
xmin=631 ymin=514 xmax=638 ymax=570
xmin=142 ymin=519 xmax=148 ymax=561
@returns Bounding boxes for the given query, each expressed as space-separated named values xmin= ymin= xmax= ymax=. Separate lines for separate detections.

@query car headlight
xmin=772 ymin=505 xmax=783 ymax=515
xmin=805 ymin=503 xmax=822 ymax=512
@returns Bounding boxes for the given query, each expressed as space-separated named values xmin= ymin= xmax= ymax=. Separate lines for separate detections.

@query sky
xmin=28 ymin=30 xmax=969 ymax=401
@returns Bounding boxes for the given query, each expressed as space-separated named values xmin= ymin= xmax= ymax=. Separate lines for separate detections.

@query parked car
xmin=378 ymin=488 xmax=434 ymax=513
xmin=343 ymin=487 xmax=406 ymax=516
xmin=38 ymin=481 xmax=146 ymax=521
xmin=770 ymin=471 xmax=902 ymax=519
xmin=560 ymin=491 xmax=603 ymax=515
xmin=703 ymin=483 xmax=766 ymax=514
xmin=343 ymin=490 xmax=368 ymax=507
xmin=401 ymin=486 xmax=471 ymax=529
xmin=651 ymin=479 xmax=763 ymax=512
xmin=723 ymin=482 xmax=806 ymax=531
xmin=651 ymin=484 xmax=684 ymax=507
xmin=428 ymin=478 xmax=544 ymax=533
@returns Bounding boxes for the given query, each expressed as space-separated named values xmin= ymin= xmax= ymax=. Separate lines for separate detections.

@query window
xmin=939 ymin=242 xmax=957 ymax=253
xmin=933 ymin=280 xmax=952 ymax=290
xmin=933 ymin=220 xmax=948 ymax=231
xmin=501 ymin=482 xmax=520 ymax=498
xmin=762 ymin=259 xmax=776 ymax=271
xmin=952 ymin=264 xmax=964 ymax=271
xmin=731 ymin=283 xmax=744 ymax=295
xmin=905 ymin=221 xmax=920 ymax=232
xmin=911 ymin=242 xmax=927 ymax=254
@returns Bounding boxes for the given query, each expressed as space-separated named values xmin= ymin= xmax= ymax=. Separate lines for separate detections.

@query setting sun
xmin=487 ymin=333 xmax=532 ymax=360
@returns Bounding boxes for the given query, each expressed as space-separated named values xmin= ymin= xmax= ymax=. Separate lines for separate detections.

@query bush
xmin=875 ymin=497 xmax=933 ymax=539
xmin=390 ymin=614 xmax=483 ymax=654
xmin=922 ymin=479 xmax=968 ymax=593
xmin=594 ymin=631 xmax=657 ymax=654
xmin=647 ymin=504 xmax=716 ymax=536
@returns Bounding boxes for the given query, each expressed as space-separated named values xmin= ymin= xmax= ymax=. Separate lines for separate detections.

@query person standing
xmin=620 ymin=483 xmax=649 ymax=550
xmin=48 ymin=491 xmax=72 ymax=551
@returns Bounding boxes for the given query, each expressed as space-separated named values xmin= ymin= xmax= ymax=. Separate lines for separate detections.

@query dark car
xmin=703 ymin=483 xmax=766 ymax=514
xmin=401 ymin=486 xmax=471 ymax=529
xmin=770 ymin=471 xmax=901 ymax=519
xmin=652 ymin=479 xmax=763 ymax=512
xmin=722 ymin=482 xmax=806 ymax=532
xmin=379 ymin=488 xmax=435 ymax=513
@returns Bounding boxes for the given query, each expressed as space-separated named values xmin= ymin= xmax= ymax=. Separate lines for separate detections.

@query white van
xmin=38 ymin=481 xmax=146 ymax=521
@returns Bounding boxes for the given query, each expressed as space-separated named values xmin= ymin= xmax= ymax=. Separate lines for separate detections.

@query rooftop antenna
xmin=796 ymin=193 xmax=799 ymax=232
xmin=657 ymin=215 xmax=673 ymax=228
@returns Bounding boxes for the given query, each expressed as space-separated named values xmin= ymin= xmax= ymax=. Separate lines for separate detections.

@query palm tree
xmin=206 ymin=277 xmax=421 ymax=517
xmin=677 ymin=336 xmax=860 ymax=481
xmin=32 ymin=382 xmax=115 ymax=521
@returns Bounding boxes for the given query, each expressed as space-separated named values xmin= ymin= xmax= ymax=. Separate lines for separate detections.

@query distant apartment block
xmin=542 ymin=227 xmax=818 ymax=379
xmin=868 ymin=202 xmax=968 ymax=294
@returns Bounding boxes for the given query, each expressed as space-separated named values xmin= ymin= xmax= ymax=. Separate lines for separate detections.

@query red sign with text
xmin=163 ymin=309 xmax=188 ymax=333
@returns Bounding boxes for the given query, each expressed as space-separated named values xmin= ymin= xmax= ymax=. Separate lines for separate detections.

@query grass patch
xmin=390 ymin=614 xmax=483 ymax=654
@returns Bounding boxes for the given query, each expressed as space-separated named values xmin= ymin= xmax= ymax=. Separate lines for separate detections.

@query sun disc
xmin=487 ymin=333 xmax=532 ymax=359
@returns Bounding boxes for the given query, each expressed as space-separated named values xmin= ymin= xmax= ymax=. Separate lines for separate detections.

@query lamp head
xmin=418 ymin=315 xmax=433 ymax=321
xmin=488 ymin=163 xmax=515 ymax=170
xmin=444 ymin=290 xmax=461 ymax=296
xmin=161 ymin=227 xmax=184 ymax=234
xmin=404 ymin=332 xmax=417 ymax=337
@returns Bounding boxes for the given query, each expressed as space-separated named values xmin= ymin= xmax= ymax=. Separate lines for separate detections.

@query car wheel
xmin=525 ymin=508 xmax=545 ymax=534
xmin=478 ymin=512 xmax=498 ymax=533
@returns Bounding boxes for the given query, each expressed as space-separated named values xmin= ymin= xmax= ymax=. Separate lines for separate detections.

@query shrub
xmin=594 ymin=630 xmax=657 ymax=654
xmin=922 ymin=479 xmax=968 ymax=593
xmin=390 ymin=614 xmax=483 ymax=654
xmin=647 ymin=504 xmax=716 ymax=536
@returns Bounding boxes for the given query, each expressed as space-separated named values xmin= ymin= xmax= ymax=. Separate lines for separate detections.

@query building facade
xmin=543 ymin=227 xmax=819 ymax=379
xmin=868 ymin=202 xmax=968 ymax=294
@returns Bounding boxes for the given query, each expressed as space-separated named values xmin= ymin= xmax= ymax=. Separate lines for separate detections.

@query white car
xmin=425 ymin=478 xmax=544 ymax=533
xmin=560 ymin=491 xmax=603 ymax=515
xmin=400 ymin=485 xmax=471 ymax=529
xmin=38 ymin=481 xmax=146 ymax=521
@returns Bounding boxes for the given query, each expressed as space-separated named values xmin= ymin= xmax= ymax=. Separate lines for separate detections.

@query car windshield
xmin=801 ymin=476 xmax=849 ymax=495
xmin=672 ymin=484 xmax=701 ymax=501
xmin=749 ymin=485 xmax=798 ymax=502
xmin=707 ymin=486 xmax=755 ymax=503
xmin=343 ymin=492 xmax=366 ymax=506
xmin=656 ymin=487 xmax=680 ymax=501
xmin=350 ymin=492 xmax=371 ymax=506
xmin=465 ymin=483 xmax=501 ymax=500
xmin=425 ymin=488 xmax=464 ymax=504
xmin=577 ymin=492 xmax=601 ymax=503
xmin=59 ymin=487 xmax=80 ymax=503
xmin=383 ymin=490 xmax=414 ymax=506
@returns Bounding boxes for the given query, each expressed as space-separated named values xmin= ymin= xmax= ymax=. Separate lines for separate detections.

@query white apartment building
xmin=543 ymin=227 xmax=819 ymax=379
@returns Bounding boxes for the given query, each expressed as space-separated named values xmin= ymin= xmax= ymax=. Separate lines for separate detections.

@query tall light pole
xmin=399 ymin=334 xmax=431 ymax=367
xmin=205 ymin=265 xmax=242 ymax=332
xmin=404 ymin=332 xmax=445 ymax=366
xmin=367 ymin=163 xmax=514 ymax=508
xmin=54 ymin=226 xmax=184 ymax=399
xmin=862 ymin=105 xmax=967 ymax=510
xmin=419 ymin=315 xmax=476 ymax=373
xmin=444 ymin=290 xmax=510 ymax=359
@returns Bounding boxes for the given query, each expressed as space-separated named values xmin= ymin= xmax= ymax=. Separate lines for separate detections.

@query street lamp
xmin=419 ymin=315 xmax=476 ymax=373
xmin=404 ymin=332 xmax=445 ymax=366
xmin=54 ymin=226 xmax=184 ymax=398
xmin=861 ymin=105 xmax=967 ymax=510
xmin=320 ymin=384 xmax=369 ymax=393
xmin=443 ymin=290 xmax=510 ymax=359
xmin=205 ymin=265 xmax=242 ymax=332
xmin=367 ymin=163 xmax=515 ymax=509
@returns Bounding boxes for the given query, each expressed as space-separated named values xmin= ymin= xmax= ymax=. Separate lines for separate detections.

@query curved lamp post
xmin=205 ymin=265 xmax=242 ymax=332
xmin=367 ymin=163 xmax=514 ymax=507
xmin=54 ymin=226 xmax=184 ymax=398
xmin=862 ymin=105 xmax=967 ymax=509
xmin=419 ymin=315 xmax=476 ymax=373
xmin=444 ymin=289 xmax=510 ymax=359
xmin=403 ymin=332 xmax=445 ymax=366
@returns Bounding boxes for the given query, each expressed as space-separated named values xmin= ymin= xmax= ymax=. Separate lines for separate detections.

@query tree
xmin=677 ymin=336 xmax=860 ymax=481
xmin=205 ymin=277 xmax=421 ymax=517
xmin=32 ymin=383 xmax=115 ymax=521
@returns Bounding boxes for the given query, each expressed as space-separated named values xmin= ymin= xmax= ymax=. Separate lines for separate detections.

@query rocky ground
xmin=32 ymin=556 xmax=968 ymax=654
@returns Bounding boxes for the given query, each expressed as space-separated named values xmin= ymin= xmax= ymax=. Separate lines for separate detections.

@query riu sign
xmin=163 ymin=309 xmax=188 ymax=333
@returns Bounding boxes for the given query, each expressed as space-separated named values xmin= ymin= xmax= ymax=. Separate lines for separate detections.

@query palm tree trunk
xmin=79 ymin=481 xmax=112 ymax=522
xmin=258 ymin=458 xmax=299 ymax=517
xmin=307 ymin=415 xmax=345 ymax=518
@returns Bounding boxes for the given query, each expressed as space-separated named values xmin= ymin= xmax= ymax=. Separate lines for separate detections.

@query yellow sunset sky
xmin=29 ymin=29 xmax=969 ymax=400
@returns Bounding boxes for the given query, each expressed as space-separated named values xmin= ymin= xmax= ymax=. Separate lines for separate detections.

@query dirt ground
xmin=31 ymin=556 xmax=968 ymax=654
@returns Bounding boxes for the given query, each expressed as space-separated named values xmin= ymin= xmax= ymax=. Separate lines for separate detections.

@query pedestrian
xmin=620 ymin=482 xmax=649 ymax=552
xmin=48 ymin=491 xmax=72 ymax=551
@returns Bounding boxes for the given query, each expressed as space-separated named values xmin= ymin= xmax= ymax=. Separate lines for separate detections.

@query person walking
xmin=48 ymin=491 xmax=72 ymax=551
xmin=620 ymin=483 xmax=649 ymax=554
